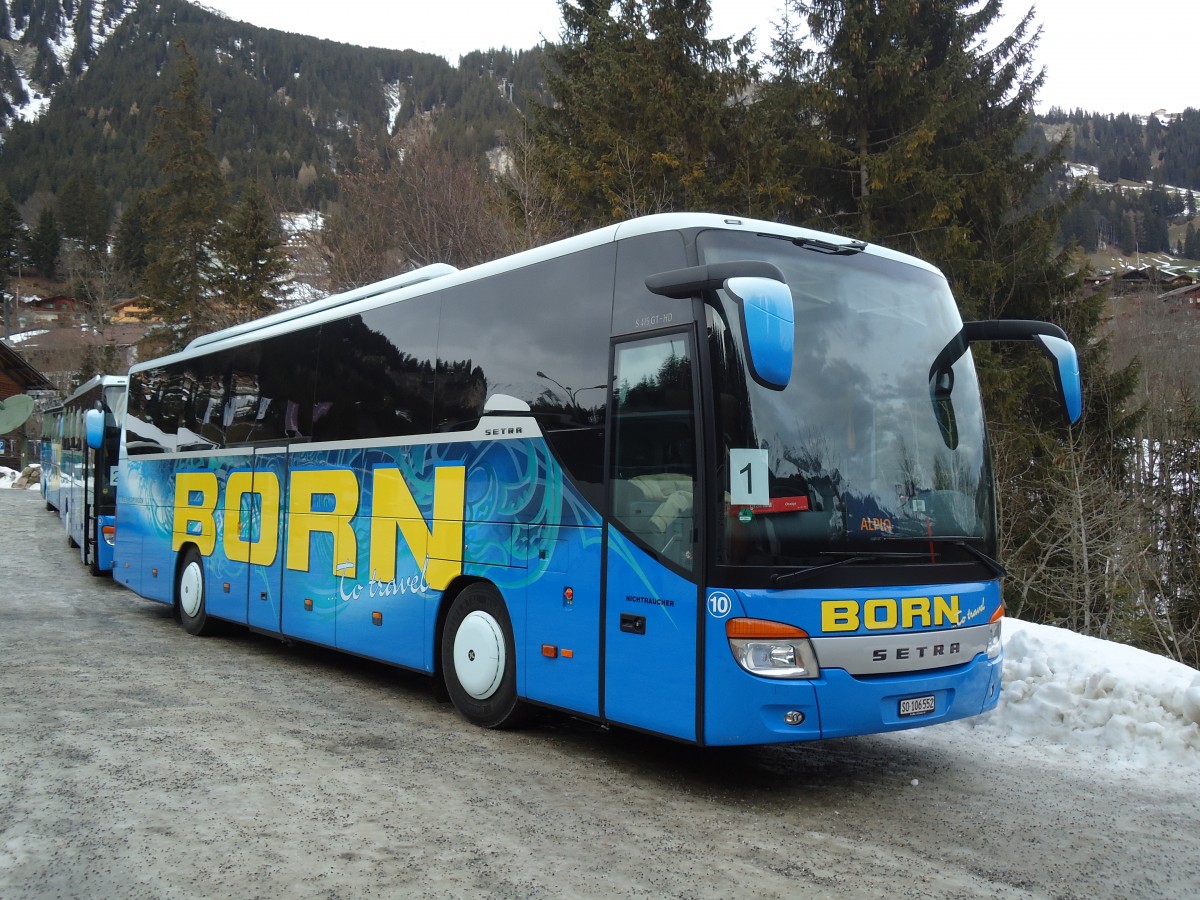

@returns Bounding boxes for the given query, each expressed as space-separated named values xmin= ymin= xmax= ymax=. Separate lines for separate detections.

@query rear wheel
xmin=176 ymin=547 xmax=217 ymax=636
xmin=441 ymin=584 xmax=526 ymax=729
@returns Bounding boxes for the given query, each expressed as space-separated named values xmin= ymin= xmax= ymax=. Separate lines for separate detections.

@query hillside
xmin=0 ymin=0 xmax=548 ymax=209
xmin=1039 ymin=109 xmax=1200 ymax=266
xmin=0 ymin=1 xmax=1196 ymax=261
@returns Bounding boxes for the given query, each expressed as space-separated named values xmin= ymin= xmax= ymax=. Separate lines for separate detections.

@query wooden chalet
xmin=0 ymin=342 xmax=54 ymax=471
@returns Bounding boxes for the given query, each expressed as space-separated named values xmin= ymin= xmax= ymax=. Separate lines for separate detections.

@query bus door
xmin=603 ymin=330 xmax=702 ymax=741
xmin=80 ymin=433 xmax=94 ymax=566
xmin=245 ymin=445 xmax=288 ymax=636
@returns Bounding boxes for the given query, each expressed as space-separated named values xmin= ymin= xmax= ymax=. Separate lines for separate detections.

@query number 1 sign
xmin=729 ymin=448 xmax=769 ymax=506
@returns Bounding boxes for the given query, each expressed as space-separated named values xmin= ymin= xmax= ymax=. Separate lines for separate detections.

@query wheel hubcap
xmin=179 ymin=561 xmax=204 ymax=618
xmin=453 ymin=610 xmax=505 ymax=700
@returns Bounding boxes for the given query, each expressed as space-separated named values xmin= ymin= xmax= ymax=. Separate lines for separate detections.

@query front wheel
xmin=441 ymin=584 xmax=526 ymax=729
xmin=176 ymin=547 xmax=217 ymax=636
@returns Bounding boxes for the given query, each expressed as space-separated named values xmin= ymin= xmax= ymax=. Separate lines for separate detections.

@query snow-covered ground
xmin=953 ymin=617 xmax=1200 ymax=767
xmin=0 ymin=464 xmax=40 ymax=490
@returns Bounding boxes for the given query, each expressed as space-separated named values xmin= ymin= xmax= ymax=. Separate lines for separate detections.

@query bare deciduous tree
xmin=320 ymin=126 xmax=526 ymax=291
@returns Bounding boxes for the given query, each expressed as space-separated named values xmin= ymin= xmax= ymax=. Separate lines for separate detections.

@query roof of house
xmin=0 ymin=341 xmax=55 ymax=395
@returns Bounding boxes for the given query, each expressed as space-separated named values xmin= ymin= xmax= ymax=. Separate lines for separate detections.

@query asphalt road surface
xmin=2 ymin=487 xmax=1198 ymax=899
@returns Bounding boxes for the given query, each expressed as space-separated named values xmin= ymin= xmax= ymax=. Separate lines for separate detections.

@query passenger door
xmin=603 ymin=330 xmax=702 ymax=740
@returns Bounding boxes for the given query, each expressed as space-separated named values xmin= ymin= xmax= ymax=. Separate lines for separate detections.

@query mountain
xmin=1035 ymin=109 xmax=1200 ymax=264
xmin=0 ymin=0 xmax=548 ymax=210
xmin=1 ymin=0 xmax=1194 ymax=263
xmin=0 ymin=0 xmax=132 ymax=123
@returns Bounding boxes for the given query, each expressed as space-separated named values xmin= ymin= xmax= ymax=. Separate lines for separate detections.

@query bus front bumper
xmin=702 ymin=651 xmax=1002 ymax=746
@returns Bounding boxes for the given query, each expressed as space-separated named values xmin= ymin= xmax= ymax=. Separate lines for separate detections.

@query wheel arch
xmin=432 ymin=574 xmax=491 ymax=679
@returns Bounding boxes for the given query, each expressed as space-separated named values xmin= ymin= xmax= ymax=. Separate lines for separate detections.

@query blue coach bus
xmin=104 ymin=213 xmax=1080 ymax=744
xmin=49 ymin=375 xmax=128 ymax=574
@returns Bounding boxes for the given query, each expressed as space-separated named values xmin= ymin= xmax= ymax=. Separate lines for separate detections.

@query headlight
xmin=727 ymin=618 xmax=820 ymax=679
xmin=986 ymin=619 xmax=1003 ymax=659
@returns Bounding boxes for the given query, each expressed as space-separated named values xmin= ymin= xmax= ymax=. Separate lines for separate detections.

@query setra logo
xmin=821 ymin=595 xmax=961 ymax=633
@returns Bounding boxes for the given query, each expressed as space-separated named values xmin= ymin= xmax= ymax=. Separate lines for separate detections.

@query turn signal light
xmin=726 ymin=618 xmax=809 ymax=639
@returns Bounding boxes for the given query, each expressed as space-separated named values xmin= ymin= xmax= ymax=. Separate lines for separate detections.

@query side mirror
xmin=646 ymin=260 xmax=794 ymax=390
xmin=725 ymin=276 xmax=794 ymax=390
xmin=931 ymin=319 xmax=1083 ymax=425
xmin=84 ymin=408 xmax=105 ymax=450
xmin=1031 ymin=334 xmax=1083 ymax=424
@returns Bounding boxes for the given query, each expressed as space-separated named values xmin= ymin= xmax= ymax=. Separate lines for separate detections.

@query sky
xmin=195 ymin=0 xmax=1198 ymax=116
xmin=3 ymin=462 xmax=1198 ymax=769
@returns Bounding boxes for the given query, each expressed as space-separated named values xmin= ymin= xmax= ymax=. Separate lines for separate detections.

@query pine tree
xmin=141 ymin=39 xmax=227 ymax=348
xmin=0 ymin=184 xmax=21 ymax=334
xmin=68 ymin=0 xmax=95 ymax=77
xmin=212 ymin=182 xmax=288 ymax=320
xmin=0 ymin=184 xmax=23 ymax=280
xmin=114 ymin=192 xmax=151 ymax=279
xmin=532 ymin=0 xmax=759 ymax=228
xmin=766 ymin=0 xmax=1139 ymax=634
xmin=29 ymin=206 xmax=60 ymax=278
xmin=59 ymin=172 xmax=111 ymax=253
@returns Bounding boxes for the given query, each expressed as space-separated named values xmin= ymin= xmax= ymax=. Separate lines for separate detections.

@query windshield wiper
xmin=792 ymin=236 xmax=867 ymax=256
xmin=927 ymin=539 xmax=1007 ymax=578
xmin=771 ymin=550 xmax=930 ymax=588
xmin=770 ymin=541 xmax=1004 ymax=588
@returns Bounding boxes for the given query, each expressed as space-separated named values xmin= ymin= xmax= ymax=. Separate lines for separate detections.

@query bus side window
xmin=313 ymin=310 xmax=438 ymax=442
xmin=610 ymin=334 xmax=697 ymax=571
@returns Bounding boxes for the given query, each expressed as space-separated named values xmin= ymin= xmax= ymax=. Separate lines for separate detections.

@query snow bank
xmin=0 ymin=464 xmax=41 ymax=490
xmin=966 ymin=618 xmax=1200 ymax=767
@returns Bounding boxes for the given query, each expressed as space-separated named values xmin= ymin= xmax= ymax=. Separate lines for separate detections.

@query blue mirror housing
xmin=1034 ymin=334 xmax=1083 ymax=424
xmin=935 ymin=320 xmax=1084 ymax=426
xmin=85 ymin=408 xmax=105 ymax=450
xmin=725 ymin=276 xmax=794 ymax=390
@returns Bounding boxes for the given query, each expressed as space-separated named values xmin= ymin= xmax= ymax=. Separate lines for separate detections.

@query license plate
xmin=899 ymin=695 xmax=936 ymax=717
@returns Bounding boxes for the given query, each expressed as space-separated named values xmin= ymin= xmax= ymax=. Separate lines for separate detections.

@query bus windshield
xmin=700 ymin=230 xmax=995 ymax=574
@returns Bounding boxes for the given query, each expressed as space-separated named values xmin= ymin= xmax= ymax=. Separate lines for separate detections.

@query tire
xmin=441 ymin=583 xmax=526 ymax=729
xmin=88 ymin=541 xmax=102 ymax=577
xmin=65 ymin=508 xmax=79 ymax=549
xmin=176 ymin=547 xmax=217 ymax=636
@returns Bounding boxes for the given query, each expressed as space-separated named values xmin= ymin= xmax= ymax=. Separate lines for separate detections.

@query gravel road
xmin=2 ymin=487 xmax=1197 ymax=899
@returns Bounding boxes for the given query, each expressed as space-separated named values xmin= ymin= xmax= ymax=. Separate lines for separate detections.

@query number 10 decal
xmin=729 ymin=449 xmax=769 ymax=506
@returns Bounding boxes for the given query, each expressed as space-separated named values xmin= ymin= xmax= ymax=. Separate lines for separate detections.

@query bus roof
xmin=131 ymin=213 xmax=944 ymax=376
xmin=183 ymin=263 xmax=460 ymax=350
xmin=64 ymin=374 xmax=129 ymax=406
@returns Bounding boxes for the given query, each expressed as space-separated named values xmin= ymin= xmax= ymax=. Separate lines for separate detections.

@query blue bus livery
xmin=43 ymin=375 xmax=128 ymax=575
xmin=109 ymin=213 xmax=1081 ymax=744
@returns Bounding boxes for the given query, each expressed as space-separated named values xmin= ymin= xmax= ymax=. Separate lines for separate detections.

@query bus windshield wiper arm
xmin=792 ymin=236 xmax=867 ymax=255
xmin=771 ymin=550 xmax=929 ymax=588
xmin=927 ymin=539 xmax=1007 ymax=578
xmin=771 ymin=554 xmax=875 ymax=588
